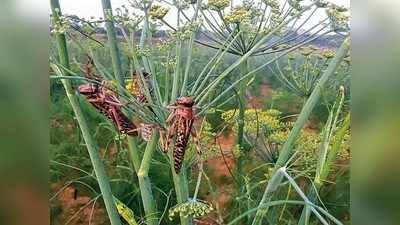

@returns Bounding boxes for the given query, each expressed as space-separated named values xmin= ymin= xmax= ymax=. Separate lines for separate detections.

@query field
xmin=50 ymin=0 xmax=350 ymax=224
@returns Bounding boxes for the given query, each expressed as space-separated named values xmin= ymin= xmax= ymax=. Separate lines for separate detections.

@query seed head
xmin=208 ymin=0 xmax=231 ymax=10
xmin=168 ymin=199 xmax=213 ymax=220
xmin=149 ymin=5 xmax=170 ymax=20
xmin=224 ymin=6 xmax=251 ymax=24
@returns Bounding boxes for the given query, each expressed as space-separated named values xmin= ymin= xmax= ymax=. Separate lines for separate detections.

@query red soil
xmin=50 ymin=183 xmax=108 ymax=225
xmin=247 ymin=83 xmax=272 ymax=108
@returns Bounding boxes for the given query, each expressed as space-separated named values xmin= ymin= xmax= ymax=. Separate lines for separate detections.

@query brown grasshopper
xmin=163 ymin=96 xmax=201 ymax=173
xmin=78 ymin=57 xmax=138 ymax=136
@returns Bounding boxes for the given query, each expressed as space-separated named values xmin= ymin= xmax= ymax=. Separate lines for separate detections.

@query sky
xmin=53 ymin=0 xmax=350 ymax=29
xmin=56 ymin=0 xmax=349 ymax=18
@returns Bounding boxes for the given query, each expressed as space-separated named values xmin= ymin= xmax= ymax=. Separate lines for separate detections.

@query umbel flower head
xmin=208 ymin=0 xmax=231 ymax=10
xmin=224 ymin=6 xmax=251 ymax=24
xmin=50 ymin=10 xmax=70 ymax=35
xmin=149 ymin=5 xmax=170 ymax=20
xmin=168 ymin=199 xmax=213 ymax=220
xmin=321 ymin=49 xmax=335 ymax=59
xmin=299 ymin=46 xmax=315 ymax=56
xmin=263 ymin=0 xmax=280 ymax=10
xmin=326 ymin=4 xmax=349 ymax=32
xmin=288 ymin=0 xmax=304 ymax=11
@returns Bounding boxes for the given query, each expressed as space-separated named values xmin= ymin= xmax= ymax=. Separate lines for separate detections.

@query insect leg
xmin=190 ymin=127 xmax=201 ymax=157
xmin=164 ymin=120 xmax=176 ymax=153
xmin=104 ymin=98 xmax=123 ymax=107
xmin=165 ymin=110 xmax=176 ymax=124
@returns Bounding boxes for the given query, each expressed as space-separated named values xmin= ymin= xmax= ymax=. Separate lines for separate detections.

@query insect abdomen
xmin=173 ymin=119 xmax=191 ymax=173
xmin=115 ymin=109 xmax=137 ymax=136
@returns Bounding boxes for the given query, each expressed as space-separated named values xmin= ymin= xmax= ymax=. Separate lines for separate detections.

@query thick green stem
xmin=101 ymin=0 xmax=124 ymax=86
xmin=251 ymin=38 xmax=350 ymax=225
xmin=101 ymin=1 xmax=159 ymax=223
xmin=50 ymin=1 xmax=122 ymax=224
xmin=168 ymin=16 xmax=193 ymax=223
xmin=171 ymin=160 xmax=193 ymax=225
xmin=137 ymin=131 xmax=159 ymax=225
xmin=127 ymin=135 xmax=158 ymax=225
xmin=235 ymin=59 xmax=249 ymax=223
xmin=237 ymin=59 xmax=248 ymax=153
xmin=127 ymin=137 xmax=141 ymax=172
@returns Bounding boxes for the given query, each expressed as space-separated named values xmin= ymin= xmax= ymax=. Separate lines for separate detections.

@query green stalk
xmin=235 ymin=59 xmax=249 ymax=223
xmin=169 ymin=149 xmax=192 ymax=225
xmin=180 ymin=34 xmax=195 ymax=96
xmin=50 ymin=1 xmax=121 ymax=224
xmin=180 ymin=0 xmax=202 ymax=96
xmin=169 ymin=4 xmax=193 ymax=225
xmin=173 ymin=169 xmax=193 ymax=225
xmin=237 ymin=59 xmax=249 ymax=155
xmin=126 ymin=132 xmax=158 ymax=225
xmin=139 ymin=3 xmax=163 ymax=105
xmin=191 ymin=31 xmax=242 ymax=96
xmin=137 ymin=131 xmax=159 ymax=225
xmin=298 ymin=113 xmax=350 ymax=225
xmin=127 ymin=137 xmax=141 ymax=172
xmin=320 ymin=113 xmax=350 ymax=183
xmin=101 ymin=0 xmax=124 ymax=86
xmin=251 ymin=38 xmax=350 ymax=225
xmin=280 ymin=169 xmax=343 ymax=225
xmin=197 ymin=31 xmax=331 ymax=114
xmin=100 ymin=1 xmax=159 ymax=223
xmin=140 ymin=3 xmax=151 ymax=72
xmin=171 ymin=40 xmax=182 ymax=101
xmin=196 ymin=4 xmax=315 ymax=105
xmin=229 ymin=169 xmax=344 ymax=225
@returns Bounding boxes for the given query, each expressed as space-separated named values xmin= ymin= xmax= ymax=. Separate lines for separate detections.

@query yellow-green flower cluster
xmin=51 ymin=10 xmax=70 ymax=35
xmin=168 ymin=200 xmax=213 ymax=220
xmin=321 ymin=49 xmax=335 ymax=59
xmin=208 ymin=0 xmax=231 ymax=10
xmin=263 ymin=0 xmax=283 ymax=29
xmin=136 ymin=45 xmax=151 ymax=57
xmin=336 ymin=130 xmax=351 ymax=161
xmin=199 ymin=121 xmax=221 ymax=159
xmin=263 ymin=0 xmax=280 ymax=11
xmin=288 ymin=0 xmax=303 ymax=12
xmin=156 ymin=40 xmax=174 ymax=53
xmin=203 ymin=107 xmax=350 ymax=173
xmin=299 ymin=46 xmax=315 ymax=56
xmin=224 ymin=6 xmax=251 ymax=24
xmin=170 ymin=22 xmax=201 ymax=40
xmin=125 ymin=78 xmax=140 ymax=96
xmin=326 ymin=4 xmax=349 ymax=32
xmin=222 ymin=109 xmax=283 ymax=135
xmin=149 ymin=5 xmax=170 ymax=20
